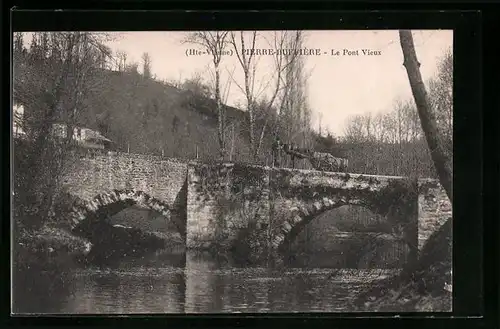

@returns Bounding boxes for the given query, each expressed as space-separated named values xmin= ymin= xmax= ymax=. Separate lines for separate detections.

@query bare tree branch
xmin=183 ymin=31 xmax=230 ymax=161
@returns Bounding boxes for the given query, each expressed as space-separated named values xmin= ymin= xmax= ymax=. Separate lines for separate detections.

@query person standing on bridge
xmin=272 ymin=135 xmax=283 ymax=167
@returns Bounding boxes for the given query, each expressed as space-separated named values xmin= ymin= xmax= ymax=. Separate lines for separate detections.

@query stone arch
xmin=273 ymin=196 xmax=383 ymax=253
xmin=272 ymin=176 xmax=419 ymax=255
xmin=68 ymin=189 xmax=185 ymax=237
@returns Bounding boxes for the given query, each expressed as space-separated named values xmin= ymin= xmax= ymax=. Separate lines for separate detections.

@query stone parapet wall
xmin=63 ymin=152 xmax=187 ymax=206
xmin=417 ymin=179 xmax=452 ymax=251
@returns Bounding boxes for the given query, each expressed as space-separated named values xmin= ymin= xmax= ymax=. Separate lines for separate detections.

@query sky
xmin=23 ymin=30 xmax=453 ymax=136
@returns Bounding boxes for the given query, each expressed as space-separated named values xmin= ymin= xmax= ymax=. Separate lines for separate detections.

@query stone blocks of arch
xmin=69 ymin=189 xmax=172 ymax=231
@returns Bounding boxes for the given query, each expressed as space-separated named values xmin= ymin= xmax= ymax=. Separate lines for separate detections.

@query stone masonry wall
xmin=62 ymin=151 xmax=188 ymax=212
xmin=62 ymin=155 xmax=450 ymax=256
xmin=187 ymin=164 xmax=451 ymax=259
xmin=186 ymin=162 xmax=270 ymax=250
xmin=417 ymin=178 xmax=452 ymax=250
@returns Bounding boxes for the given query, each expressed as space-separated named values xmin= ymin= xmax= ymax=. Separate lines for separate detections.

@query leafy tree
xmin=13 ymin=32 xmax=112 ymax=230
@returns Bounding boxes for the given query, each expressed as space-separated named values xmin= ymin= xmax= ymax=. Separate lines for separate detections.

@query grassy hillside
xmin=13 ymin=48 xmax=254 ymax=163
xmin=81 ymin=69 xmax=253 ymax=162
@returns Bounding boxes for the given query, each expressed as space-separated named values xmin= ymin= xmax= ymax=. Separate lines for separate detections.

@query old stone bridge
xmin=63 ymin=151 xmax=451 ymax=261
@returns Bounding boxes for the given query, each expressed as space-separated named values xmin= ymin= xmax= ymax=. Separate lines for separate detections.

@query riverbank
xmin=13 ymin=222 xmax=189 ymax=271
xmin=12 ymin=224 xmax=91 ymax=313
xmin=14 ymin=224 xmax=92 ymax=270
xmin=352 ymin=218 xmax=452 ymax=312
xmin=12 ymin=223 xmax=187 ymax=313
xmin=351 ymin=263 xmax=452 ymax=312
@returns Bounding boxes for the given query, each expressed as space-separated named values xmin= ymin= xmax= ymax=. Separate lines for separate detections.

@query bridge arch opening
xmin=108 ymin=205 xmax=180 ymax=236
xmin=68 ymin=189 xmax=185 ymax=239
xmin=274 ymin=189 xmax=417 ymax=268
xmin=286 ymin=205 xmax=411 ymax=268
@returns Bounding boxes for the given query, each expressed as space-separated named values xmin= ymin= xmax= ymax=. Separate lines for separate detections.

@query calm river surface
xmin=17 ymin=250 xmax=399 ymax=314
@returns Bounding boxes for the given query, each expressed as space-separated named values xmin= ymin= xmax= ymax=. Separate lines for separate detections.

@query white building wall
xmin=13 ymin=104 xmax=25 ymax=136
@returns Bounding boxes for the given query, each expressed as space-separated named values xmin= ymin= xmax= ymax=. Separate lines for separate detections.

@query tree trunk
xmin=243 ymin=69 xmax=256 ymax=161
xmin=399 ymin=30 xmax=453 ymax=203
xmin=229 ymin=124 xmax=235 ymax=161
xmin=399 ymin=30 xmax=453 ymax=297
xmin=215 ymin=66 xmax=226 ymax=161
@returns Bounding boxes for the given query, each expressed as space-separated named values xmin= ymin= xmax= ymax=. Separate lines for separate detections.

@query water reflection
xmin=66 ymin=267 xmax=186 ymax=313
xmin=14 ymin=250 xmax=399 ymax=314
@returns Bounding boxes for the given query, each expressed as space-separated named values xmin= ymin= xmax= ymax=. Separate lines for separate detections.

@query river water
xmin=14 ymin=250 xmax=400 ymax=314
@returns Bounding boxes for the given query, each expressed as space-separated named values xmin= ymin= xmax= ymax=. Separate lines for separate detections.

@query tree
xmin=61 ymin=33 xmax=114 ymax=142
xmin=13 ymin=32 xmax=24 ymax=54
xmin=371 ymin=112 xmax=387 ymax=142
xmin=230 ymin=31 xmax=306 ymax=162
xmin=428 ymin=49 xmax=453 ymax=151
xmin=344 ymin=114 xmax=366 ymax=143
xmin=181 ymin=73 xmax=213 ymax=100
xmin=125 ymin=61 xmax=139 ymax=74
xmin=399 ymin=30 xmax=452 ymax=202
xmin=276 ymin=31 xmax=314 ymax=153
xmin=340 ymin=101 xmax=436 ymax=178
xmin=229 ymin=31 xmax=258 ymax=159
xmin=318 ymin=112 xmax=323 ymax=136
xmin=358 ymin=30 xmax=455 ymax=310
xmin=13 ymin=32 xmax=112 ymax=230
xmin=182 ymin=31 xmax=230 ymax=161
xmin=141 ymin=52 xmax=152 ymax=79
xmin=116 ymin=50 xmax=127 ymax=71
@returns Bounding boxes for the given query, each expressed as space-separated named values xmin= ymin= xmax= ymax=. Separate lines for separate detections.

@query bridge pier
xmin=186 ymin=162 xmax=270 ymax=252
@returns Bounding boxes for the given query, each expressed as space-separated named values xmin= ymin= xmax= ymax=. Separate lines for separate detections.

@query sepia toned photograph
xmin=12 ymin=29 xmax=453 ymax=314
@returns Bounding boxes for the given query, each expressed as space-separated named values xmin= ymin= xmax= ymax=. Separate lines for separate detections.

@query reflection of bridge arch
xmin=68 ymin=189 xmax=185 ymax=237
